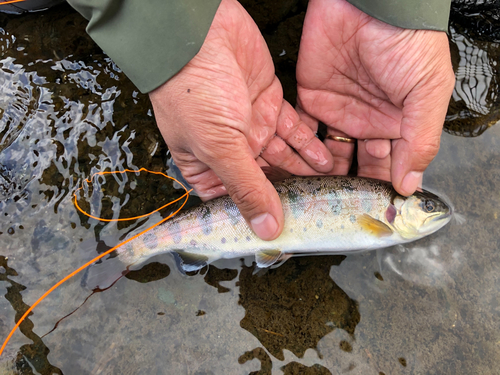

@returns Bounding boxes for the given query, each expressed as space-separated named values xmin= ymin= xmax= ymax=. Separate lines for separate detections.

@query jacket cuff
xmin=346 ymin=0 xmax=451 ymax=32
xmin=67 ymin=0 xmax=222 ymax=93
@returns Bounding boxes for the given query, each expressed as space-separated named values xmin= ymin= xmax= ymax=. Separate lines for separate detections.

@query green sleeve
xmin=346 ymin=0 xmax=451 ymax=32
xmin=66 ymin=0 xmax=222 ymax=93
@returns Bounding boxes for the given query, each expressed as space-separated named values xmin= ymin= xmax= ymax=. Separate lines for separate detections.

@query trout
xmin=90 ymin=176 xmax=451 ymax=285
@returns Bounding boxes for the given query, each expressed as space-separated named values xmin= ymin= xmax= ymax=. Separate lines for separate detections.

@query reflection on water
xmin=0 ymin=2 xmax=499 ymax=375
xmin=446 ymin=1 xmax=500 ymax=136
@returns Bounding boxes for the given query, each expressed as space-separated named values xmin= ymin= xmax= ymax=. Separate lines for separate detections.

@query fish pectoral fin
xmin=358 ymin=214 xmax=393 ymax=237
xmin=173 ymin=251 xmax=208 ymax=273
xmin=255 ymin=249 xmax=283 ymax=268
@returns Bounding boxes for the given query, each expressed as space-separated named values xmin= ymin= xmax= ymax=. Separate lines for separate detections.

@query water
xmin=0 ymin=3 xmax=499 ymax=374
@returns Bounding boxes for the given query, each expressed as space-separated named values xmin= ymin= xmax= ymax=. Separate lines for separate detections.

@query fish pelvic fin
xmin=173 ymin=251 xmax=208 ymax=273
xmin=255 ymin=249 xmax=283 ymax=268
xmin=358 ymin=214 xmax=393 ymax=237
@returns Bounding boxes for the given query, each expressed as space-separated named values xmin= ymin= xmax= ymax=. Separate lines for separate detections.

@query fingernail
xmin=401 ymin=171 xmax=423 ymax=195
xmin=250 ymin=213 xmax=278 ymax=241
xmin=304 ymin=148 xmax=328 ymax=166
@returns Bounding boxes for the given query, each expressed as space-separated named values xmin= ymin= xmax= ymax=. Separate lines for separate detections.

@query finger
xmin=364 ymin=139 xmax=391 ymax=160
xmin=261 ymin=135 xmax=326 ymax=175
xmin=357 ymin=139 xmax=392 ymax=182
xmin=187 ymin=171 xmax=228 ymax=201
xmin=391 ymin=66 xmax=455 ymax=195
xmin=172 ymin=153 xmax=227 ymax=200
xmin=276 ymin=100 xmax=334 ymax=173
xmin=323 ymin=129 xmax=356 ymax=175
xmin=255 ymin=156 xmax=270 ymax=168
xmin=295 ymin=104 xmax=319 ymax=133
xmin=297 ymin=100 xmax=355 ymax=175
xmin=247 ymin=76 xmax=283 ymax=156
xmin=297 ymin=87 xmax=403 ymax=139
xmin=199 ymin=135 xmax=284 ymax=241
xmin=392 ymin=136 xmax=432 ymax=196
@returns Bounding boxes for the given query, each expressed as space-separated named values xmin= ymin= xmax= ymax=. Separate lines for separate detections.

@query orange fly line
xmin=0 ymin=168 xmax=192 ymax=357
xmin=0 ymin=0 xmax=27 ymax=4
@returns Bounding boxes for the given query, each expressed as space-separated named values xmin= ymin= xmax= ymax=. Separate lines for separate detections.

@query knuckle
xmin=197 ymin=130 xmax=246 ymax=162
xmin=446 ymin=69 xmax=457 ymax=93
xmin=413 ymin=137 xmax=441 ymax=163
xmin=264 ymin=136 xmax=288 ymax=156
xmin=230 ymin=184 xmax=267 ymax=215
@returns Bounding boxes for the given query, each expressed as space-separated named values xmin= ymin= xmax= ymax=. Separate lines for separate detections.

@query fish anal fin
xmin=255 ymin=249 xmax=283 ymax=268
xmin=358 ymin=214 xmax=393 ymax=237
xmin=173 ymin=251 xmax=208 ymax=273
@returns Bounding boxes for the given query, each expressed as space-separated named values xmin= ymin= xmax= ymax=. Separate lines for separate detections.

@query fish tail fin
xmin=81 ymin=255 xmax=130 ymax=291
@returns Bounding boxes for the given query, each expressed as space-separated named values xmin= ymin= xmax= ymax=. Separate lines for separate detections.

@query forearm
xmin=66 ymin=0 xmax=222 ymax=93
xmin=346 ymin=0 xmax=451 ymax=32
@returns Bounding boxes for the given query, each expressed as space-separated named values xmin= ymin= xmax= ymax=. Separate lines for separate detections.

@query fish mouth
xmin=424 ymin=210 xmax=453 ymax=229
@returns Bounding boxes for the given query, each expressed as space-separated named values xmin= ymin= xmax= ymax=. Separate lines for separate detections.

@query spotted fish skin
xmin=117 ymin=176 xmax=451 ymax=269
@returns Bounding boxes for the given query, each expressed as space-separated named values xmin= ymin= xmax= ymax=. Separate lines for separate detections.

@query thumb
xmin=200 ymin=139 xmax=284 ymax=241
xmin=391 ymin=78 xmax=454 ymax=195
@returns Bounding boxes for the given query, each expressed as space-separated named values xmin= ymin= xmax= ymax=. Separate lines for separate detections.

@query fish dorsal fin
xmin=255 ymin=249 xmax=283 ymax=268
xmin=173 ymin=251 xmax=208 ymax=273
xmin=358 ymin=214 xmax=393 ymax=237
xmin=261 ymin=167 xmax=293 ymax=183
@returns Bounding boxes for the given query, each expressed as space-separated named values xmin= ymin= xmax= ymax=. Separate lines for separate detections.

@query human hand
xmin=149 ymin=0 xmax=334 ymax=240
xmin=296 ymin=0 xmax=455 ymax=195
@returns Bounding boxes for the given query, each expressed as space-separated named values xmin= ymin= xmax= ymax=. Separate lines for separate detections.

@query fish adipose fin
xmin=358 ymin=214 xmax=393 ymax=237
xmin=173 ymin=251 xmax=208 ymax=273
xmin=255 ymin=249 xmax=283 ymax=268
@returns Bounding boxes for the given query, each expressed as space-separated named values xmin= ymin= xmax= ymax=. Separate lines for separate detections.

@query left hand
xmin=296 ymin=0 xmax=455 ymax=195
xmin=149 ymin=0 xmax=334 ymax=240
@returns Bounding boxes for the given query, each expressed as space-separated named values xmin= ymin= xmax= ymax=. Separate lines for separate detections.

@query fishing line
xmin=41 ymin=280 xmax=120 ymax=340
xmin=74 ymin=168 xmax=190 ymax=221
xmin=0 ymin=168 xmax=192 ymax=357
xmin=0 ymin=0 xmax=27 ymax=5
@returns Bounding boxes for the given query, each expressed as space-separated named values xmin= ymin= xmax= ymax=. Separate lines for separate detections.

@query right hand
xmin=296 ymin=0 xmax=455 ymax=195
xmin=149 ymin=0 xmax=334 ymax=240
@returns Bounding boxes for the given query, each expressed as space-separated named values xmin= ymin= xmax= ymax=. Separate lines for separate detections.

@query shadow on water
xmin=237 ymin=256 xmax=359 ymax=374
xmin=0 ymin=256 xmax=62 ymax=374
xmin=238 ymin=256 xmax=358 ymax=361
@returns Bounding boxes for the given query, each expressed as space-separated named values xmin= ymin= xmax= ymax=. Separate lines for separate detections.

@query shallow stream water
xmin=0 ymin=3 xmax=499 ymax=375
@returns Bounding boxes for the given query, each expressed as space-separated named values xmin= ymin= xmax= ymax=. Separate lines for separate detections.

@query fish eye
xmin=423 ymin=200 xmax=436 ymax=213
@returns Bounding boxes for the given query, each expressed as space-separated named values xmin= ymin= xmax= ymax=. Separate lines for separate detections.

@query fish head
xmin=388 ymin=189 xmax=452 ymax=239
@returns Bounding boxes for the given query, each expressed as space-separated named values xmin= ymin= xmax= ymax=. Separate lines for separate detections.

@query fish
xmin=88 ymin=175 xmax=452 ymax=287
